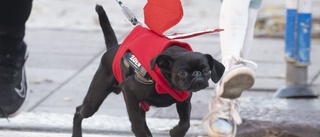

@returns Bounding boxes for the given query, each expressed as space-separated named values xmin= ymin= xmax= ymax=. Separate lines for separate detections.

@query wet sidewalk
xmin=0 ymin=0 xmax=320 ymax=137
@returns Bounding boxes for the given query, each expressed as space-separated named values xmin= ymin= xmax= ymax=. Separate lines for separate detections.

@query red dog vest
xmin=113 ymin=25 xmax=193 ymax=111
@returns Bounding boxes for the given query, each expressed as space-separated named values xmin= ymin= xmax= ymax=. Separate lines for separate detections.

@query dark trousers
xmin=0 ymin=0 xmax=33 ymax=55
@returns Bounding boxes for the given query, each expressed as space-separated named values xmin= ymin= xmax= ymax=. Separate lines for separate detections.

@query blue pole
xmin=285 ymin=0 xmax=298 ymax=62
xmin=274 ymin=0 xmax=318 ymax=98
xmin=296 ymin=0 xmax=312 ymax=66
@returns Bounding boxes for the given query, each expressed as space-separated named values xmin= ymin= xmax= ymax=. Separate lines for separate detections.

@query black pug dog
xmin=72 ymin=5 xmax=225 ymax=137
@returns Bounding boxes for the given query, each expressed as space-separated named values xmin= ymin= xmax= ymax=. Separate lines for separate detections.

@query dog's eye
xmin=178 ymin=70 xmax=189 ymax=78
xmin=203 ymin=69 xmax=211 ymax=75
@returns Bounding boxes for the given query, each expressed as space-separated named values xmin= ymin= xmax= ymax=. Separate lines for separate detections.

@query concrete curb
xmin=0 ymin=112 xmax=206 ymax=137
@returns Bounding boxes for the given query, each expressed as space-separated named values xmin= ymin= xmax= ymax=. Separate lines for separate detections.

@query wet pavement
xmin=0 ymin=0 xmax=320 ymax=137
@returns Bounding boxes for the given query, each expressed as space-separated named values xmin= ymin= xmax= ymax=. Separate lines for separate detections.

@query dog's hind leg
xmin=72 ymin=63 xmax=119 ymax=137
xmin=72 ymin=105 xmax=85 ymax=137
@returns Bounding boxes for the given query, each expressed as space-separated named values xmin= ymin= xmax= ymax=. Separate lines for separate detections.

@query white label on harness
xmin=129 ymin=55 xmax=141 ymax=68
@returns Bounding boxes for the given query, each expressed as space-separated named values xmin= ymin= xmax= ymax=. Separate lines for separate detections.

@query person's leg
xmin=242 ymin=4 xmax=260 ymax=58
xmin=219 ymin=0 xmax=260 ymax=59
xmin=218 ymin=0 xmax=261 ymax=99
xmin=219 ymin=0 xmax=250 ymax=62
xmin=0 ymin=0 xmax=32 ymax=54
xmin=204 ymin=0 xmax=261 ymax=136
xmin=217 ymin=0 xmax=257 ymax=99
xmin=0 ymin=0 xmax=32 ymax=118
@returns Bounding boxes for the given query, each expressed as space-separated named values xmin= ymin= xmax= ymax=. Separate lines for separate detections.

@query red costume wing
xmin=143 ymin=0 xmax=183 ymax=35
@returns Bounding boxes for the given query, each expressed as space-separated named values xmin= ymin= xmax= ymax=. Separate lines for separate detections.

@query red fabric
xmin=144 ymin=0 xmax=183 ymax=35
xmin=140 ymin=102 xmax=150 ymax=111
xmin=113 ymin=25 xmax=192 ymax=109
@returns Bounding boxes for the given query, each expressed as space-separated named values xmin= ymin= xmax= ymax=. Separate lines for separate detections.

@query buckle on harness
xmin=123 ymin=52 xmax=153 ymax=84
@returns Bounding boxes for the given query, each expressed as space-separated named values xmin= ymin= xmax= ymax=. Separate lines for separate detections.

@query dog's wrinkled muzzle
xmin=188 ymin=71 xmax=208 ymax=91
xmin=191 ymin=78 xmax=207 ymax=91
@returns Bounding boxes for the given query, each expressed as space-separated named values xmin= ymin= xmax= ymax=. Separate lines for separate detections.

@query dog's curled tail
xmin=95 ymin=4 xmax=119 ymax=50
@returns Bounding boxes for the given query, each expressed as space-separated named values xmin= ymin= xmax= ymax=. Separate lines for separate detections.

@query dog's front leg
xmin=122 ymin=87 xmax=151 ymax=137
xmin=170 ymin=100 xmax=191 ymax=137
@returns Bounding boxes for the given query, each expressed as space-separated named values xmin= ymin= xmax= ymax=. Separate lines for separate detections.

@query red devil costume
xmin=113 ymin=25 xmax=193 ymax=111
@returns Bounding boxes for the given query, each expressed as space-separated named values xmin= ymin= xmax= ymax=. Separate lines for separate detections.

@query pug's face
xmin=151 ymin=51 xmax=225 ymax=92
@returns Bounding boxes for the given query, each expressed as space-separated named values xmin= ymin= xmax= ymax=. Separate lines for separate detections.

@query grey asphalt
xmin=0 ymin=0 xmax=320 ymax=137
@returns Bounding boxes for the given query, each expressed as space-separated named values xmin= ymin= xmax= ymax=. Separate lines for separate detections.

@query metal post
xmin=284 ymin=0 xmax=297 ymax=62
xmin=274 ymin=0 xmax=318 ymax=98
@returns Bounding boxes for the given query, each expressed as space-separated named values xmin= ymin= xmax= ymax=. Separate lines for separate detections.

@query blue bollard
xmin=296 ymin=0 xmax=312 ymax=66
xmin=285 ymin=0 xmax=297 ymax=62
xmin=274 ymin=0 xmax=318 ymax=98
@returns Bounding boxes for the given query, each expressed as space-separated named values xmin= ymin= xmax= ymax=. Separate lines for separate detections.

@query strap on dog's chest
xmin=123 ymin=52 xmax=153 ymax=84
xmin=122 ymin=52 xmax=153 ymax=112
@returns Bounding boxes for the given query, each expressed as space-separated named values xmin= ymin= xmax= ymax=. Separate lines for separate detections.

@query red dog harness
xmin=113 ymin=25 xmax=193 ymax=111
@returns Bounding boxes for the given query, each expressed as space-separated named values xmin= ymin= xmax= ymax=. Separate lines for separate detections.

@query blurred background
xmin=0 ymin=0 xmax=319 ymax=137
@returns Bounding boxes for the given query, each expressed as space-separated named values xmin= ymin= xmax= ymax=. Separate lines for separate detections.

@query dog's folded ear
xmin=205 ymin=54 xmax=225 ymax=83
xmin=150 ymin=54 xmax=174 ymax=70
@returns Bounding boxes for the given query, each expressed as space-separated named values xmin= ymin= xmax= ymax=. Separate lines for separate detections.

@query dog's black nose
xmin=192 ymin=71 xmax=202 ymax=77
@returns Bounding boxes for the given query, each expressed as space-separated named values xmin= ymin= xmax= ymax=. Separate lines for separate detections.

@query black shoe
xmin=0 ymin=42 xmax=28 ymax=118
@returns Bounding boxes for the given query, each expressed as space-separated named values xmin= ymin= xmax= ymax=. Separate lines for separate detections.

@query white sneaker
xmin=204 ymin=56 xmax=257 ymax=137
xmin=218 ymin=56 xmax=257 ymax=99
xmin=204 ymin=97 xmax=241 ymax=137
